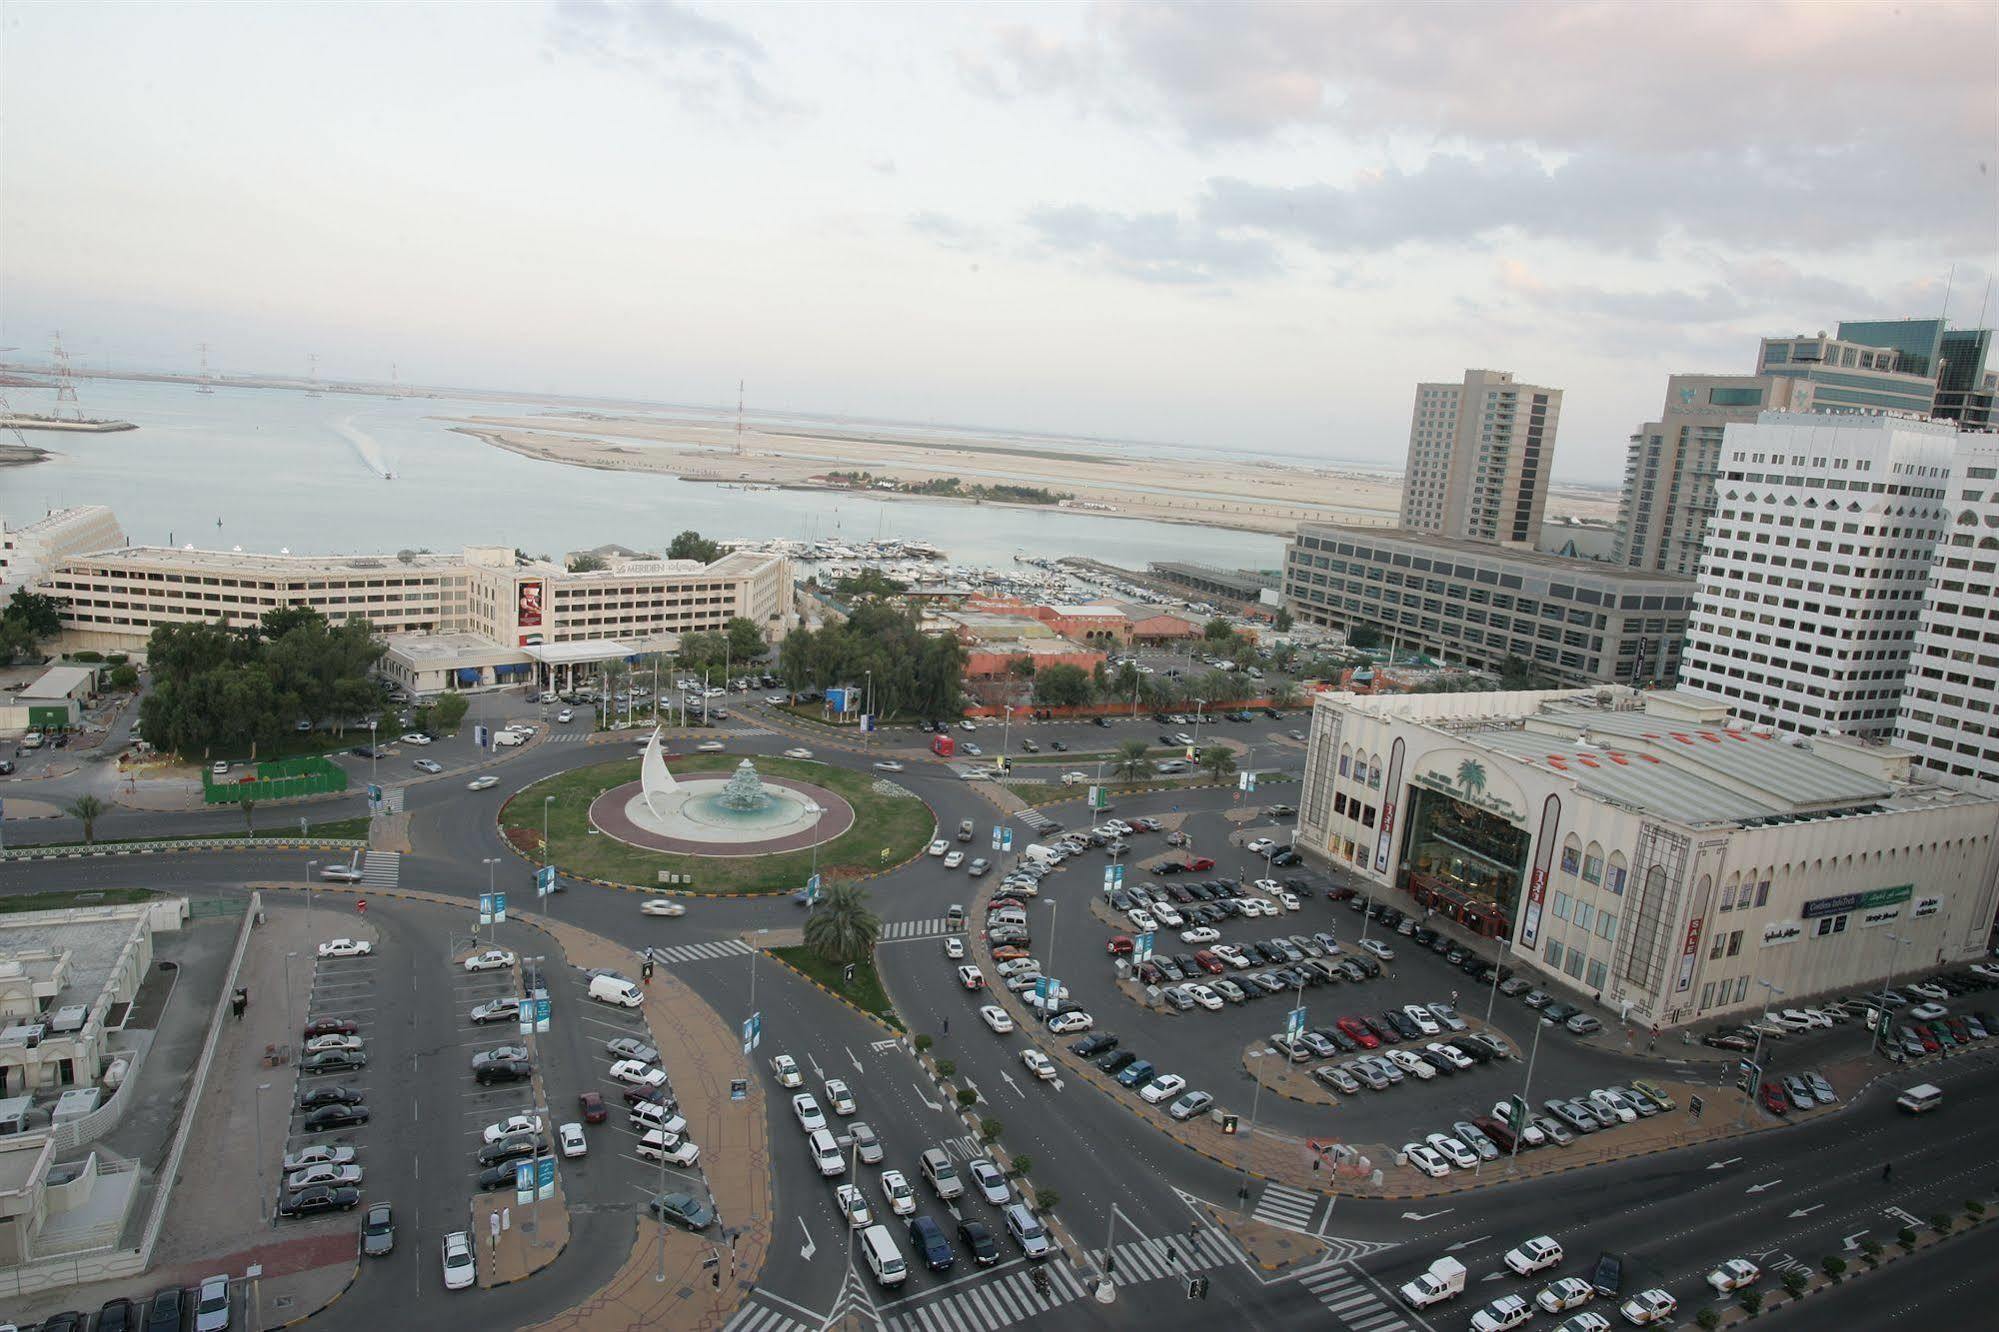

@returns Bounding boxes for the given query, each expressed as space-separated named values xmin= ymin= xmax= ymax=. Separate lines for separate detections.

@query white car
xmin=1277 ymin=891 xmax=1301 ymax=911
xmin=823 ymin=1079 xmax=857 ymax=1116
xmin=1426 ymin=1133 xmax=1479 ymax=1169
xmin=1505 ymin=1235 xmax=1564 ymax=1276
xmin=640 ymin=898 xmax=687 ymax=917
xmin=1471 ymin=1294 xmax=1534 ymax=1332
xmin=1707 ymin=1258 xmax=1760 ymax=1293
xmin=783 ymin=747 xmax=814 ymax=759
xmin=696 ymin=740 xmax=726 ymax=753
xmin=1387 ymin=1048 xmax=1436 ymax=1080
xmin=791 ymin=1093 xmax=827 ymax=1131
xmin=1185 ymin=984 xmax=1224 ymax=1011
xmin=1139 ymin=1073 xmax=1187 ymax=1103
xmin=442 ymin=1231 xmax=476 ymax=1290
xmin=1426 ymin=1042 xmax=1474 ymax=1071
xmin=944 ymin=937 xmax=965 ymax=960
xmin=558 ymin=1122 xmax=587 ymax=1158
xmin=873 ymin=760 xmax=906 ymax=772
xmin=1588 ymin=1090 xmax=1637 ymax=1124
xmin=1535 ymin=1277 xmax=1597 ymax=1313
xmin=401 ymin=733 xmax=431 ymax=746
xmin=319 ymin=864 xmax=366 ymax=882
xmin=1127 ymin=908 xmax=1158 ymax=932
xmin=1021 ymin=1049 xmax=1057 ymax=1080
xmin=1402 ymin=1005 xmax=1441 ymax=1035
xmin=317 ymin=938 xmax=372 ymax=959
xmin=928 ymin=840 xmax=950 ymax=857
xmin=637 ymin=1130 xmax=700 ymax=1166
xmin=610 ymin=1059 xmax=667 ymax=1087
xmin=482 ymin=1113 xmax=544 ymax=1144
xmin=1247 ymin=838 xmax=1277 ymax=855
xmin=835 ymin=1183 xmax=871 ymax=1228
xmin=1619 ymin=1289 xmax=1676 ymax=1325
xmin=959 ymin=720 xmax=976 ymax=731
xmin=463 ymin=949 xmax=516 ymax=972
xmin=770 ymin=1053 xmax=803 ymax=1087
xmin=943 ymin=851 xmax=965 ymax=869
xmin=467 ymin=775 xmax=499 ymax=791
xmin=285 ymin=1162 xmax=363 ymax=1192
xmin=1908 ymin=1001 xmax=1949 ymax=1022
xmin=1047 ymin=1011 xmax=1093 ymax=1034
xmin=808 ymin=1128 xmax=845 ymax=1176
xmin=282 ymin=1144 xmax=356 ymax=1172
xmin=1401 ymin=1142 xmax=1451 ymax=1177
xmin=980 ymin=1005 xmax=1015 ymax=1034
xmin=957 ymin=965 xmax=985 ymax=990
xmin=1359 ymin=939 xmax=1395 ymax=961
xmin=413 ymin=758 xmax=444 ymax=773
xmin=1179 ymin=926 xmax=1220 ymax=945
xmin=556 ymin=709 xmax=575 ymax=723
xmin=879 ymin=1168 xmax=917 ymax=1216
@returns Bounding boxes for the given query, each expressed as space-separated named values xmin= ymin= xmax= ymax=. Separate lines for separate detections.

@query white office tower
xmin=1680 ymin=413 xmax=1959 ymax=738
xmin=1895 ymin=433 xmax=1999 ymax=795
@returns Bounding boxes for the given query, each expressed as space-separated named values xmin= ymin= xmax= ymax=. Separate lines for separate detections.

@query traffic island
xmin=475 ymin=1179 xmax=571 ymax=1287
xmin=1242 ymin=1045 xmax=1340 ymax=1106
xmin=1197 ymin=1200 xmax=1329 ymax=1273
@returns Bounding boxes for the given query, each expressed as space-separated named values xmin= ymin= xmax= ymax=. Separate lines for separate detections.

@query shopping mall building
xmin=1297 ymin=686 xmax=1999 ymax=1029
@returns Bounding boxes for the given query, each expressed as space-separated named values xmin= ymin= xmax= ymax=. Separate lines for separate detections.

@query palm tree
xmin=804 ymin=883 xmax=882 ymax=966
xmin=1111 ymin=738 xmax=1150 ymax=784
xmin=65 ymin=794 xmax=107 ymax=845
xmin=1270 ymin=679 xmax=1302 ymax=709
xmin=1199 ymin=744 xmax=1238 ymax=784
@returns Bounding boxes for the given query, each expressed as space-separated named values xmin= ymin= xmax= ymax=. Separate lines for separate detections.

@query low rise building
xmin=1297 ymin=687 xmax=1999 ymax=1029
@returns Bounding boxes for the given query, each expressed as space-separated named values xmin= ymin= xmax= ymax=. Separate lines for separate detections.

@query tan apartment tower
xmin=1399 ymin=369 xmax=1561 ymax=547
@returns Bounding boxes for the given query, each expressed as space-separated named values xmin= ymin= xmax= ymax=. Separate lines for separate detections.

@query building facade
xmin=1679 ymin=413 xmax=1958 ymax=738
xmin=1399 ymin=370 xmax=1562 ymax=547
xmin=0 ymin=508 xmax=126 ymax=596
xmin=1283 ymin=525 xmax=1691 ymax=687
xmin=1894 ymin=433 xmax=1999 ymax=795
xmin=1296 ymin=687 xmax=1999 ymax=1029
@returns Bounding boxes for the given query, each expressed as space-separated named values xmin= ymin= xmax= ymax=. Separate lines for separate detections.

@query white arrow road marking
xmin=913 ymin=1083 xmax=942 ymax=1112
xmin=1050 ymin=1077 xmax=1065 ymax=1091
xmin=1788 ymin=1204 xmax=1826 ymax=1218
xmin=1746 ymin=1179 xmax=1783 ymax=1193
xmin=1481 ymin=1271 xmax=1507 ymax=1282
xmin=1401 ymin=1209 xmax=1453 ymax=1221
xmin=998 ymin=1070 xmax=1024 ymax=1098
xmin=1706 ymin=1157 xmax=1744 ymax=1171
xmin=1886 ymin=1206 xmax=1923 ymax=1228
xmin=1446 ymin=1234 xmax=1492 ymax=1252
xmin=808 ymin=1053 xmax=825 ymax=1080
xmin=847 ymin=1046 xmax=863 ymax=1073
xmin=798 ymin=1218 xmax=816 ymax=1261
xmin=1842 ymin=1230 xmax=1870 ymax=1251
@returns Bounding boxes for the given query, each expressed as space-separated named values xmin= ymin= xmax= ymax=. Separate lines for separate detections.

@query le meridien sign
xmin=1801 ymin=884 xmax=1912 ymax=920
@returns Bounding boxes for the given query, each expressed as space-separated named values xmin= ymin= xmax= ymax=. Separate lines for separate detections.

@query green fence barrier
xmin=201 ymin=755 xmax=348 ymax=805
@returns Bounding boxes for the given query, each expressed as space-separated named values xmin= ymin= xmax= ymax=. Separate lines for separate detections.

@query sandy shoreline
xmin=449 ymin=411 xmax=1619 ymax=539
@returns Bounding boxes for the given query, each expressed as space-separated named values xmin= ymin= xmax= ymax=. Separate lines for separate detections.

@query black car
xmin=302 ymin=1103 xmax=370 ymax=1131
xmin=1385 ymin=1010 xmax=1422 ymax=1040
xmin=1092 ymin=716 xmax=1111 ymax=728
xmin=908 ymin=1215 xmax=955 ymax=1272
xmin=278 ymin=1185 xmax=362 ymax=1217
xmin=298 ymin=1085 xmax=365 ymax=1110
xmin=477 ymin=1162 xmax=523 ymax=1192
xmin=478 ymin=1135 xmax=542 ymax=1167
xmin=1590 ymin=1250 xmax=1625 ymax=1297
xmin=1350 ymin=955 xmax=1383 ymax=979
xmin=1050 ymin=739 xmax=1068 ymax=751
xmin=650 ymin=1191 xmax=716 ymax=1230
xmin=1071 ymin=1033 xmax=1118 ymax=1058
xmin=1270 ymin=849 xmax=1302 ymax=866
xmin=350 ymin=745 xmax=379 ymax=759
xmin=475 ymin=1059 xmax=533 ymax=1085
xmin=958 ymin=1219 xmax=1001 ymax=1266
xmin=95 ymin=1297 xmax=138 ymax=1332
xmin=1416 ymin=1048 xmax=1457 ymax=1076
xmin=362 ymin=1202 xmax=396 ymax=1256
xmin=1155 ymin=861 xmax=1183 ymax=876
xmin=1411 ymin=927 xmax=1438 ymax=947
xmin=301 ymin=1049 xmax=367 ymax=1074
xmin=1097 ymin=1049 xmax=1138 ymax=1075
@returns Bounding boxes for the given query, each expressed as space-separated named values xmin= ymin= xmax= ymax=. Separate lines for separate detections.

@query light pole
xmin=254 ymin=1081 xmax=272 ymax=1227
xmin=1871 ymin=931 xmax=1912 ymax=1058
xmin=284 ymin=953 xmax=297 ymax=1055
xmin=1237 ymin=1048 xmax=1269 ymax=1214
xmin=805 ymin=803 xmax=824 ymax=892
xmin=483 ymin=858 xmax=501 ymax=943
xmin=542 ymin=796 xmax=556 ymax=920
xmin=1506 ymin=1016 xmax=1544 ymax=1174
xmin=864 ymin=669 xmax=874 ymax=751
xmin=1002 ymin=704 xmax=1014 ymax=770
xmin=1736 ymin=979 xmax=1784 ymax=1126
xmin=367 ymin=721 xmax=377 ymax=788
xmin=1193 ymin=699 xmax=1207 ymax=752
xmin=1483 ymin=932 xmax=1514 ymax=1028
xmin=1045 ymin=899 xmax=1059 ymax=991
xmin=306 ymin=860 xmax=317 ymax=930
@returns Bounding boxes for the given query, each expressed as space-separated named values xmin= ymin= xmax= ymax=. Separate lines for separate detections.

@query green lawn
xmin=499 ymin=754 xmax=933 ymax=895
xmin=0 ymin=887 xmax=159 ymax=914
xmin=771 ymin=946 xmax=902 ymax=1028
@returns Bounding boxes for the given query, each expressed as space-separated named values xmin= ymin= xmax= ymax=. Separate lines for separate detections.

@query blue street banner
xmin=478 ymin=893 xmax=496 ymax=926
xmin=1286 ymin=1006 xmax=1308 ymax=1040
xmin=1000 ymin=828 xmax=1013 ymax=852
xmin=742 ymin=1012 xmax=762 ymax=1054
xmin=1134 ymin=932 xmax=1155 ymax=964
xmin=367 ymin=783 xmax=382 ymax=804
xmin=992 ymin=826 xmax=1003 ymax=850
xmin=804 ymin=874 xmax=821 ymax=907
xmin=492 ymin=892 xmax=507 ymax=923
xmin=474 ymin=724 xmax=490 ymax=750
xmin=536 ymin=865 xmax=557 ymax=897
xmin=515 ymin=1160 xmax=535 ymax=1201
xmin=536 ymin=1155 xmax=556 ymax=1198
xmin=533 ymin=996 xmax=551 ymax=1033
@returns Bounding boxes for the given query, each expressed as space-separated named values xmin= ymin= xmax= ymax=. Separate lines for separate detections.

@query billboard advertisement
xmin=517 ymin=579 xmax=545 ymax=629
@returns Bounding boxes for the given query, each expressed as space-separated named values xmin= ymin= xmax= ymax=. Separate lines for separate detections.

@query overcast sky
xmin=4 ymin=1 xmax=1994 ymax=482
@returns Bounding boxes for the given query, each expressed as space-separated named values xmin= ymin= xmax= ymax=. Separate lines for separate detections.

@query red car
xmin=1106 ymin=935 xmax=1134 ymax=956
xmin=1759 ymin=1081 xmax=1788 ymax=1116
xmin=578 ymin=1091 xmax=607 ymax=1124
xmin=992 ymin=945 xmax=1032 ymax=962
xmin=624 ymin=1084 xmax=673 ymax=1108
xmin=1337 ymin=1016 xmax=1380 ymax=1050
xmin=1324 ymin=886 xmax=1357 ymax=902
xmin=303 ymin=1018 xmax=359 ymax=1038
xmin=1185 ymin=857 xmax=1216 ymax=871
xmin=1193 ymin=950 xmax=1226 ymax=975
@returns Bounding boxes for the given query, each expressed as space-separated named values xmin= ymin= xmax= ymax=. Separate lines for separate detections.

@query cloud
xmin=1022 ymin=204 xmax=1279 ymax=285
xmin=908 ymin=212 xmax=990 ymax=251
xmin=545 ymin=0 xmax=798 ymax=118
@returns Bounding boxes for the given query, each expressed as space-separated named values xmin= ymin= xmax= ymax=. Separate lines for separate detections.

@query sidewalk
xmin=474 ymin=1180 xmax=570 ymax=1288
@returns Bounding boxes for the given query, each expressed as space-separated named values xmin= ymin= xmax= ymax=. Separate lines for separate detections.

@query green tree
xmin=1111 ymin=738 xmax=1150 ymax=784
xmin=1008 ymin=655 xmax=1036 ymax=679
xmin=64 ymin=794 xmax=107 ymax=845
xmin=108 ymin=663 xmax=139 ymax=690
xmin=725 ymin=617 xmax=766 ymax=661
xmin=1032 ymin=663 xmax=1094 ymax=708
xmin=5 ymin=589 xmax=65 ymax=639
xmin=1202 ymin=617 xmax=1235 ymax=643
xmin=1346 ymin=624 xmax=1382 ymax=650
xmin=1273 ymin=607 xmax=1294 ymax=632
xmin=804 ymin=883 xmax=882 ymax=966
xmin=566 ymin=552 xmax=608 ymax=573
xmin=831 ymin=569 xmax=906 ymax=599
xmin=1270 ymin=679 xmax=1302 ymax=708
xmin=667 ymin=530 xmax=722 ymax=564
xmin=1199 ymin=745 xmax=1238 ymax=783
xmin=1499 ymin=655 xmax=1545 ymax=689
xmin=431 ymin=692 xmax=469 ymax=734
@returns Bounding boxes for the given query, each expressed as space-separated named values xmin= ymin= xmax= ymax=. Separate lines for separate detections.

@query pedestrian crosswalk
xmin=880 ymin=917 xmax=953 ymax=942
xmin=1016 ymin=810 xmax=1062 ymax=835
xmin=546 ymin=732 xmax=593 ymax=743
xmin=1299 ymin=1263 xmax=1410 ymax=1332
xmin=1252 ymin=1180 xmax=1322 ymax=1232
xmin=360 ymin=851 xmax=400 ymax=887
xmin=883 ymin=1255 xmax=1090 ymax=1332
xmin=722 ymin=1298 xmax=815 ymax=1332
xmin=371 ymin=786 xmax=405 ymax=814
xmin=643 ymin=938 xmax=753 ymax=965
xmin=1105 ymin=1225 xmax=1244 ymax=1285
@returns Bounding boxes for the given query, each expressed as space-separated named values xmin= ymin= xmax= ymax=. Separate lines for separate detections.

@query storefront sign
xmin=1913 ymin=896 xmax=1941 ymax=918
xmin=1372 ymin=739 xmax=1405 ymax=874
xmin=1760 ymin=920 xmax=1802 ymax=948
xmin=1802 ymin=883 xmax=1911 ymax=920
xmin=1859 ymin=907 xmax=1901 ymax=929
xmin=1521 ymin=865 xmax=1548 ymax=948
xmin=1410 ymin=759 xmax=1523 ymax=824
xmin=1675 ymin=915 xmax=1704 ymax=993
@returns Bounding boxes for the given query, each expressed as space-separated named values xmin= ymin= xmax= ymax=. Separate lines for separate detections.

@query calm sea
xmin=2 ymin=377 xmax=1294 ymax=571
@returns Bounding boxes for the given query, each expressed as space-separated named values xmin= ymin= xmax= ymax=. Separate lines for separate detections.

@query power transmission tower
xmin=51 ymin=331 xmax=80 ymax=416
xmin=197 ymin=343 xmax=215 ymax=394
xmin=306 ymin=353 xmax=322 ymax=398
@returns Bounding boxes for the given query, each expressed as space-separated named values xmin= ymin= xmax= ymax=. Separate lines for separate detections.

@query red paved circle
xmin=587 ymin=777 xmax=855 ymax=858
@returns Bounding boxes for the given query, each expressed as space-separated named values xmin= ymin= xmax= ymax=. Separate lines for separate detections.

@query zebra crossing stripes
xmin=1300 ymin=1264 xmax=1409 ymax=1332
xmin=643 ymin=938 xmax=754 ymax=965
xmin=883 ymin=1257 xmax=1087 ymax=1332
xmin=371 ymin=786 xmax=405 ymax=814
xmin=1106 ymin=1226 xmax=1240 ymax=1285
xmin=360 ymin=851 xmax=400 ymax=887
xmin=721 ymin=1299 xmax=813 ymax=1332
xmin=546 ymin=732 xmax=592 ymax=743
xmin=879 ymin=918 xmax=952 ymax=942
xmin=1016 ymin=810 xmax=1062 ymax=835
xmin=1251 ymin=1181 xmax=1321 ymax=1231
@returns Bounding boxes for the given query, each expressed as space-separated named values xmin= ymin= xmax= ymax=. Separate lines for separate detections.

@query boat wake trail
xmin=334 ymin=413 xmax=394 ymax=478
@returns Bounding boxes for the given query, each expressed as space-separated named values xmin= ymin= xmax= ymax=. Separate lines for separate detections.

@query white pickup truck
xmin=1399 ymin=1257 xmax=1466 ymax=1308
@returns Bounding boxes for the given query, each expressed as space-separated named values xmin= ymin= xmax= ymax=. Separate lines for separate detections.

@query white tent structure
xmin=640 ymin=726 xmax=678 ymax=821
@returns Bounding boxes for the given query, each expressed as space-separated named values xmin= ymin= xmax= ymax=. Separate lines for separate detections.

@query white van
xmin=1021 ymin=844 xmax=1060 ymax=868
xmin=1895 ymin=1083 xmax=1943 ymax=1114
xmin=859 ymin=1223 xmax=907 ymax=1287
xmin=588 ymin=975 xmax=644 ymax=1008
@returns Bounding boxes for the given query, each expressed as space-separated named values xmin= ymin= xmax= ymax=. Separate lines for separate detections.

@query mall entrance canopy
xmin=523 ymin=639 xmax=641 ymax=691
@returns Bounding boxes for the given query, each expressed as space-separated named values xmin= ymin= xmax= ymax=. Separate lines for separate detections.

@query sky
xmin=3 ymin=1 xmax=1995 ymax=483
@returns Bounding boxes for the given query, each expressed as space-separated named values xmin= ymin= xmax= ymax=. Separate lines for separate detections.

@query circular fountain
xmin=587 ymin=747 xmax=854 ymax=857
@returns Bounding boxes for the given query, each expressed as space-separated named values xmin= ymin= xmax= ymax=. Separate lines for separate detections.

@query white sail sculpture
xmin=640 ymin=726 xmax=678 ymax=821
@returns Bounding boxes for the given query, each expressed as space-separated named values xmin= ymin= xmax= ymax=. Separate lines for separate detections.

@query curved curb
xmin=762 ymin=952 xmax=906 ymax=1036
xmin=268 ymin=1251 xmax=362 ymax=1329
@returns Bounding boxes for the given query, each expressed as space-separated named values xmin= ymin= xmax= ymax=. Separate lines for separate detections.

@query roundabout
xmin=588 ymin=758 xmax=856 ymax=857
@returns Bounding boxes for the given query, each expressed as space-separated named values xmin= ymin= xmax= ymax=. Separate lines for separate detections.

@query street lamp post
xmin=1237 ymin=1048 xmax=1269 ymax=1214
xmin=1871 ymin=931 xmax=1912 ymax=1058
xmin=1045 ymin=900 xmax=1059 ymax=993
xmin=864 ymin=670 xmax=873 ymax=751
xmin=368 ymin=721 xmax=377 ymax=788
xmin=1506 ymin=1016 xmax=1544 ymax=1174
xmin=1002 ymin=705 xmax=1014 ymax=770
xmin=542 ymin=796 xmax=556 ymax=921
xmin=284 ymin=952 xmax=297 ymax=1056
xmin=254 ymin=1081 xmax=272 ymax=1227
xmin=1736 ymin=979 xmax=1784 ymax=1126
xmin=306 ymin=860 xmax=317 ymax=930
xmin=1483 ymin=933 xmax=1514 ymax=1028
xmin=1193 ymin=699 xmax=1207 ymax=751
xmin=483 ymin=858 xmax=501 ymax=943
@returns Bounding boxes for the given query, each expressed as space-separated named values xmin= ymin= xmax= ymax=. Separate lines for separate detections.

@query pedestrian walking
xmin=942 ymin=1017 xmax=949 ymax=1037
xmin=1882 ymin=1161 xmax=1893 ymax=1183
